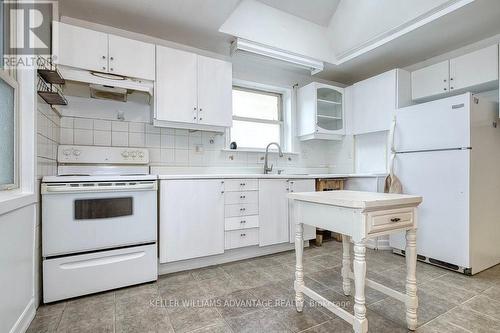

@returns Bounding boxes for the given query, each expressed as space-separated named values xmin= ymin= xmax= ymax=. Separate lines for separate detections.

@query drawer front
xmin=225 ymin=228 xmax=259 ymax=249
xmin=225 ymin=190 xmax=258 ymax=205
xmin=43 ymin=244 xmax=157 ymax=303
xmin=225 ymin=215 xmax=259 ymax=231
xmin=225 ymin=203 xmax=259 ymax=217
xmin=224 ymin=179 xmax=258 ymax=192
xmin=367 ymin=208 xmax=414 ymax=234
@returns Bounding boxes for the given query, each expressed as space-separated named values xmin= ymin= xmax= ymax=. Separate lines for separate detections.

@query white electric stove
xmin=41 ymin=145 xmax=158 ymax=303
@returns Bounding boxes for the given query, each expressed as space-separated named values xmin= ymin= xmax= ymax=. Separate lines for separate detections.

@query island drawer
xmin=225 ymin=228 xmax=259 ymax=249
xmin=225 ymin=203 xmax=259 ymax=217
xmin=224 ymin=179 xmax=258 ymax=192
xmin=225 ymin=191 xmax=258 ymax=205
xmin=225 ymin=215 xmax=259 ymax=231
xmin=367 ymin=208 xmax=414 ymax=234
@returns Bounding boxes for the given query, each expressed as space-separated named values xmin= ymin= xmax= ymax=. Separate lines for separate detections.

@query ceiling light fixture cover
xmin=230 ymin=38 xmax=324 ymax=75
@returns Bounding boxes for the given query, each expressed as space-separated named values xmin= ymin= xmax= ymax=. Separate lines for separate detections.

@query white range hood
xmin=59 ymin=66 xmax=154 ymax=96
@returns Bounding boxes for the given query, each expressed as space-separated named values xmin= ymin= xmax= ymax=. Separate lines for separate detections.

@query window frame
xmin=0 ymin=68 xmax=19 ymax=191
xmin=230 ymin=85 xmax=284 ymax=150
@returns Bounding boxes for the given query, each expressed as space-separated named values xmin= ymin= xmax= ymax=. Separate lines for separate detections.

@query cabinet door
xmin=316 ymin=85 xmax=344 ymax=135
xmin=155 ymin=46 xmax=198 ymax=124
xmin=159 ymin=180 xmax=225 ymax=263
xmin=289 ymin=179 xmax=316 ymax=242
xmin=54 ymin=22 xmax=108 ymax=72
xmin=197 ymin=55 xmax=233 ymax=127
xmin=352 ymin=70 xmax=398 ymax=134
xmin=411 ymin=61 xmax=449 ymax=100
xmin=449 ymin=45 xmax=498 ymax=92
xmin=108 ymin=35 xmax=155 ymax=80
xmin=258 ymin=180 xmax=289 ymax=246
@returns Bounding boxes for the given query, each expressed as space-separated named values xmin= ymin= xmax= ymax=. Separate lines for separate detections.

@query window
xmin=0 ymin=71 xmax=17 ymax=190
xmin=230 ymin=86 xmax=283 ymax=149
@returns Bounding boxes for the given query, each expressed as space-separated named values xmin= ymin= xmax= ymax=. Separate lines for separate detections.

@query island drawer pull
xmin=390 ymin=218 xmax=401 ymax=222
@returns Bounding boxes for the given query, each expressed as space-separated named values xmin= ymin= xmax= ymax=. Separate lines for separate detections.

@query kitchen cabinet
xmin=259 ymin=180 xmax=290 ymax=246
xmin=154 ymin=45 xmax=232 ymax=131
xmin=352 ymin=69 xmax=411 ymax=135
xmin=107 ymin=34 xmax=155 ymax=80
xmin=155 ymin=46 xmax=198 ymax=124
xmin=159 ymin=180 xmax=225 ymax=263
xmin=288 ymin=179 xmax=316 ymax=242
xmin=54 ymin=22 xmax=155 ymax=80
xmin=411 ymin=44 xmax=499 ymax=101
xmin=411 ymin=61 xmax=449 ymax=100
xmin=449 ymin=44 xmax=498 ymax=92
xmin=298 ymin=82 xmax=345 ymax=140
xmin=54 ymin=22 xmax=108 ymax=73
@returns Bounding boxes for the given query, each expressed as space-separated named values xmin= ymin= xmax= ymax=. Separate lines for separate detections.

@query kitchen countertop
xmin=157 ymin=173 xmax=386 ymax=180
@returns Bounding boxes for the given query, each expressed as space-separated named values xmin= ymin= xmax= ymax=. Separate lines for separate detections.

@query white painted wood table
xmin=288 ymin=190 xmax=423 ymax=333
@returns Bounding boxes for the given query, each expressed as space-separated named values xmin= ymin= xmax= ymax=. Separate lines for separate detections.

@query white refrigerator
xmin=390 ymin=93 xmax=500 ymax=275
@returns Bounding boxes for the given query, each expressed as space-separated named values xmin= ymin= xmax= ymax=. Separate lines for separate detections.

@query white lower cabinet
xmin=258 ymin=180 xmax=290 ymax=246
xmin=225 ymin=228 xmax=259 ymax=249
xmin=159 ymin=180 xmax=225 ymax=263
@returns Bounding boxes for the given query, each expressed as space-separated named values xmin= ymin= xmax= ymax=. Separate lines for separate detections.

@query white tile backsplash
xmin=112 ymin=131 xmax=129 ymax=147
xmin=74 ymin=118 xmax=93 ymax=130
xmin=37 ymin=101 xmax=60 ymax=179
xmin=93 ymin=130 xmax=112 ymax=146
xmin=58 ymin=116 xmax=338 ymax=169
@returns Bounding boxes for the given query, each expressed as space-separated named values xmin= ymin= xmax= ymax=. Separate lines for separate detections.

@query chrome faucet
xmin=264 ymin=142 xmax=283 ymax=174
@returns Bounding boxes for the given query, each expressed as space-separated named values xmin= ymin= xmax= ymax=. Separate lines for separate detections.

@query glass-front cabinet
xmin=298 ymin=82 xmax=345 ymax=140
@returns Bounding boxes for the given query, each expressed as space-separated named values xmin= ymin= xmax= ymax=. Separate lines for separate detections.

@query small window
xmin=230 ymin=87 xmax=283 ymax=149
xmin=0 ymin=71 xmax=18 ymax=190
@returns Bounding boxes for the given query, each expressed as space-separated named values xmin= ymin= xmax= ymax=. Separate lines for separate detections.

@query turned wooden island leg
xmin=405 ymin=229 xmax=418 ymax=330
xmin=341 ymin=235 xmax=352 ymax=296
xmin=295 ymin=222 xmax=305 ymax=312
xmin=353 ymin=241 xmax=368 ymax=333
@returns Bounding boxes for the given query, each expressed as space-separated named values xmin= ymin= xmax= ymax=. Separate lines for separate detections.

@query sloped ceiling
xmin=58 ymin=0 xmax=500 ymax=83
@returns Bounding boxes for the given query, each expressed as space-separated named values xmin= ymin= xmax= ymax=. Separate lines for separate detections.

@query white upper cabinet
xmin=197 ymin=55 xmax=233 ymax=128
xmin=108 ymin=35 xmax=155 ymax=80
xmin=54 ymin=22 xmax=155 ymax=80
xmin=155 ymin=46 xmax=198 ymax=124
xmin=352 ymin=69 xmax=411 ymax=135
xmin=154 ymin=46 xmax=233 ymax=131
xmin=298 ymin=82 xmax=345 ymax=140
xmin=449 ymin=44 xmax=498 ymax=92
xmin=411 ymin=61 xmax=449 ymax=100
xmin=411 ymin=45 xmax=499 ymax=101
xmin=54 ymin=22 xmax=108 ymax=73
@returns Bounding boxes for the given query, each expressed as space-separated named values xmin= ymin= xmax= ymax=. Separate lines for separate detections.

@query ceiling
xmin=58 ymin=0 xmax=500 ymax=84
xmin=257 ymin=0 xmax=340 ymax=26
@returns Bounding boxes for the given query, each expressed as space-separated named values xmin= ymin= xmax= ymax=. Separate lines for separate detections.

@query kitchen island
xmin=288 ymin=190 xmax=422 ymax=332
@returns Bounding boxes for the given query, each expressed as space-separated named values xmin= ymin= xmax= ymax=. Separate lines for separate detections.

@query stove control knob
xmin=121 ymin=151 xmax=129 ymax=158
xmin=131 ymin=151 xmax=137 ymax=158
xmin=138 ymin=151 xmax=145 ymax=158
xmin=73 ymin=150 xmax=81 ymax=156
xmin=63 ymin=149 xmax=71 ymax=156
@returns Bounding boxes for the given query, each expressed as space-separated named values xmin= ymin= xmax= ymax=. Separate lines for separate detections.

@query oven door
xmin=41 ymin=181 xmax=157 ymax=257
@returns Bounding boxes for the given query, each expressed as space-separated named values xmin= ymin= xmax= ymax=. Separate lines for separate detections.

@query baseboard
xmin=376 ymin=237 xmax=392 ymax=251
xmin=9 ymin=298 xmax=36 ymax=333
xmin=158 ymin=242 xmax=301 ymax=275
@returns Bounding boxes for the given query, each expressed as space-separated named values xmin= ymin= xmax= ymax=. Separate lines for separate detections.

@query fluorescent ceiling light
xmin=230 ymin=38 xmax=324 ymax=75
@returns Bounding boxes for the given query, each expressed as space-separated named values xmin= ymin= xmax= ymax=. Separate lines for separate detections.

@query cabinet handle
xmin=110 ymin=57 xmax=114 ymax=61
xmin=193 ymin=116 xmax=197 ymax=120
xmin=443 ymin=88 xmax=447 ymax=91
xmin=199 ymin=108 xmax=203 ymax=112
xmin=450 ymin=86 xmax=454 ymax=90
xmin=240 ymin=220 xmax=246 ymax=224
xmin=240 ymin=233 xmax=246 ymax=237
xmin=102 ymin=66 xmax=106 ymax=70
xmin=194 ymin=107 xmax=197 ymax=110
xmin=199 ymin=117 xmax=203 ymax=121
xmin=240 ymin=195 xmax=246 ymax=199
xmin=240 ymin=183 xmax=246 ymax=186
xmin=110 ymin=68 xmax=114 ymax=71
xmin=450 ymin=77 xmax=454 ymax=81
xmin=240 ymin=208 xmax=246 ymax=211
xmin=102 ymin=55 xmax=106 ymax=59
xmin=390 ymin=218 xmax=401 ymax=222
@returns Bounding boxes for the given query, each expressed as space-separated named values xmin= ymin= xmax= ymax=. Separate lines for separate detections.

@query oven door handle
xmin=42 ymin=182 xmax=157 ymax=194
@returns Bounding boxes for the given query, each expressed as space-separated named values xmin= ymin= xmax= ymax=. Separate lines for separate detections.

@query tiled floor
xmin=29 ymin=241 xmax=500 ymax=332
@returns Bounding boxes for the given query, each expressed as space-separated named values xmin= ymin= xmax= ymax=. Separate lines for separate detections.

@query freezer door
xmin=389 ymin=149 xmax=470 ymax=268
xmin=395 ymin=93 xmax=471 ymax=152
